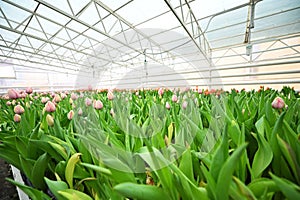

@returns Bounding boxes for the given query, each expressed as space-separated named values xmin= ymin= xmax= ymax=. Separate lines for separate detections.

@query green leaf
xmin=6 ymin=178 xmax=51 ymax=200
xmin=248 ymin=178 xmax=278 ymax=198
xmin=48 ymin=141 xmax=68 ymax=160
xmin=65 ymin=153 xmax=81 ymax=189
xmin=210 ymin=126 xmax=228 ymax=181
xmin=251 ymin=132 xmax=273 ymax=179
xmin=31 ymin=153 xmax=49 ymax=190
xmin=216 ymin=143 xmax=248 ymax=200
xmin=80 ymin=162 xmax=112 ymax=176
xmin=58 ymin=189 xmax=93 ymax=200
xmin=277 ymin=135 xmax=300 ymax=184
xmin=179 ymin=148 xmax=194 ymax=182
xmin=230 ymin=176 xmax=257 ymax=200
xmin=19 ymin=155 xmax=34 ymax=181
xmin=44 ymin=177 xmax=68 ymax=200
xmin=114 ymin=182 xmax=171 ymax=200
xmin=270 ymin=173 xmax=300 ymax=199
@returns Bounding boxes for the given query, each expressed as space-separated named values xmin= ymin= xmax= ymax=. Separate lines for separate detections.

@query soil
xmin=0 ymin=158 xmax=19 ymax=200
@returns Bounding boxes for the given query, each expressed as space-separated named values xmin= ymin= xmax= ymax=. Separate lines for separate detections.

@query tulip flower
xmin=69 ymin=98 xmax=73 ymax=104
xmin=41 ymin=97 xmax=49 ymax=104
xmin=171 ymin=94 xmax=177 ymax=102
xmin=88 ymin=85 xmax=93 ymax=91
xmin=71 ymin=93 xmax=78 ymax=100
xmin=182 ymin=101 xmax=188 ymax=109
xmin=165 ymin=102 xmax=170 ymax=110
xmin=6 ymin=101 xmax=11 ymax=106
xmin=93 ymin=100 xmax=103 ymax=110
xmin=272 ymin=97 xmax=285 ymax=109
xmin=14 ymin=105 xmax=25 ymax=114
xmin=53 ymin=94 xmax=61 ymax=103
xmin=46 ymin=114 xmax=54 ymax=126
xmin=158 ymin=88 xmax=164 ymax=96
xmin=85 ymin=98 xmax=92 ymax=106
xmin=60 ymin=92 xmax=67 ymax=99
xmin=110 ymin=108 xmax=115 ymax=117
xmin=7 ymin=89 xmax=19 ymax=99
xmin=45 ymin=101 xmax=56 ymax=112
xmin=14 ymin=114 xmax=21 ymax=123
xmin=107 ymin=90 xmax=114 ymax=100
xmin=67 ymin=110 xmax=74 ymax=120
xmin=78 ymin=108 xmax=83 ymax=116
xmin=25 ymin=87 xmax=33 ymax=94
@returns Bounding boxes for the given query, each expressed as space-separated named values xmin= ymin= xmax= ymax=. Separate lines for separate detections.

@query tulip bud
xmin=85 ymin=98 xmax=92 ymax=106
xmin=6 ymin=101 xmax=12 ymax=106
xmin=78 ymin=108 xmax=83 ymax=116
xmin=165 ymin=102 xmax=170 ymax=110
xmin=53 ymin=94 xmax=61 ymax=103
xmin=69 ymin=98 xmax=73 ymax=104
xmin=7 ymin=89 xmax=19 ymax=99
xmin=71 ymin=93 xmax=78 ymax=100
xmin=182 ymin=101 xmax=188 ymax=109
xmin=14 ymin=114 xmax=21 ymax=122
xmin=14 ymin=105 xmax=25 ymax=114
xmin=46 ymin=114 xmax=54 ymax=126
xmin=45 ymin=101 xmax=56 ymax=112
xmin=158 ymin=88 xmax=164 ymax=96
xmin=272 ymin=97 xmax=285 ymax=109
xmin=110 ymin=108 xmax=115 ymax=117
xmin=93 ymin=100 xmax=103 ymax=110
xmin=67 ymin=110 xmax=74 ymax=120
xmin=171 ymin=94 xmax=177 ymax=102
xmin=107 ymin=90 xmax=114 ymax=100
xmin=41 ymin=97 xmax=49 ymax=104
xmin=25 ymin=87 xmax=33 ymax=94
xmin=60 ymin=92 xmax=67 ymax=99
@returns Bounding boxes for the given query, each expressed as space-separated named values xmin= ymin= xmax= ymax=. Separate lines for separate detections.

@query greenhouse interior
xmin=0 ymin=0 xmax=300 ymax=199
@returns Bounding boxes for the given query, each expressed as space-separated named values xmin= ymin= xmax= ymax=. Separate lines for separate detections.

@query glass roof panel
xmin=0 ymin=0 xmax=299 ymax=91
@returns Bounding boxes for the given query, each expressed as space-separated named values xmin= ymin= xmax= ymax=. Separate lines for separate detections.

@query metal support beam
xmin=164 ymin=0 xmax=211 ymax=62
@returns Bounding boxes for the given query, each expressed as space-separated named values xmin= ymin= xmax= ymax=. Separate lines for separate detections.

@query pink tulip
xmin=60 ymin=93 xmax=67 ymax=99
xmin=67 ymin=110 xmax=74 ymax=120
xmin=14 ymin=114 xmax=21 ymax=123
xmin=172 ymin=95 xmax=178 ymax=102
xmin=14 ymin=105 xmax=25 ymax=114
xmin=88 ymin=85 xmax=93 ymax=91
xmin=71 ymin=93 xmax=78 ymax=100
xmin=110 ymin=108 xmax=115 ymax=117
xmin=93 ymin=100 xmax=103 ymax=110
xmin=41 ymin=97 xmax=50 ymax=104
xmin=6 ymin=101 xmax=12 ymax=106
xmin=25 ymin=87 xmax=33 ymax=94
xmin=272 ymin=97 xmax=285 ymax=109
xmin=46 ymin=114 xmax=54 ymax=126
xmin=182 ymin=101 xmax=188 ymax=109
xmin=45 ymin=101 xmax=56 ymax=112
xmin=85 ymin=98 xmax=92 ymax=106
xmin=107 ymin=90 xmax=114 ymax=100
xmin=198 ymin=89 xmax=203 ymax=94
xmin=53 ymin=94 xmax=61 ymax=103
xmin=78 ymin=108 xmax=83 ymax=116
xmin=166 ymin=102 xmax=170 ymax=110
xmin=7 ymin=89 xmax=19 ymax=99
xmin=158 ymin=88 xmax=164 ymax=96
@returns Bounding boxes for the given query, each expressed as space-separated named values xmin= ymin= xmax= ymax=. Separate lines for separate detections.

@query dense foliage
xmin=0 ymin=86 xmax=299 ymax=200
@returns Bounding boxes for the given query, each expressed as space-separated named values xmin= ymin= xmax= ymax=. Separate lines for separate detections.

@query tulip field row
xmin=0 ymin=86 xmax=300 ymax=199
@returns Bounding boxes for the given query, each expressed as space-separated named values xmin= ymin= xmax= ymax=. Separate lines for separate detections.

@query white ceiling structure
xmin=0 ymin=0 xmax=300 ymax=92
